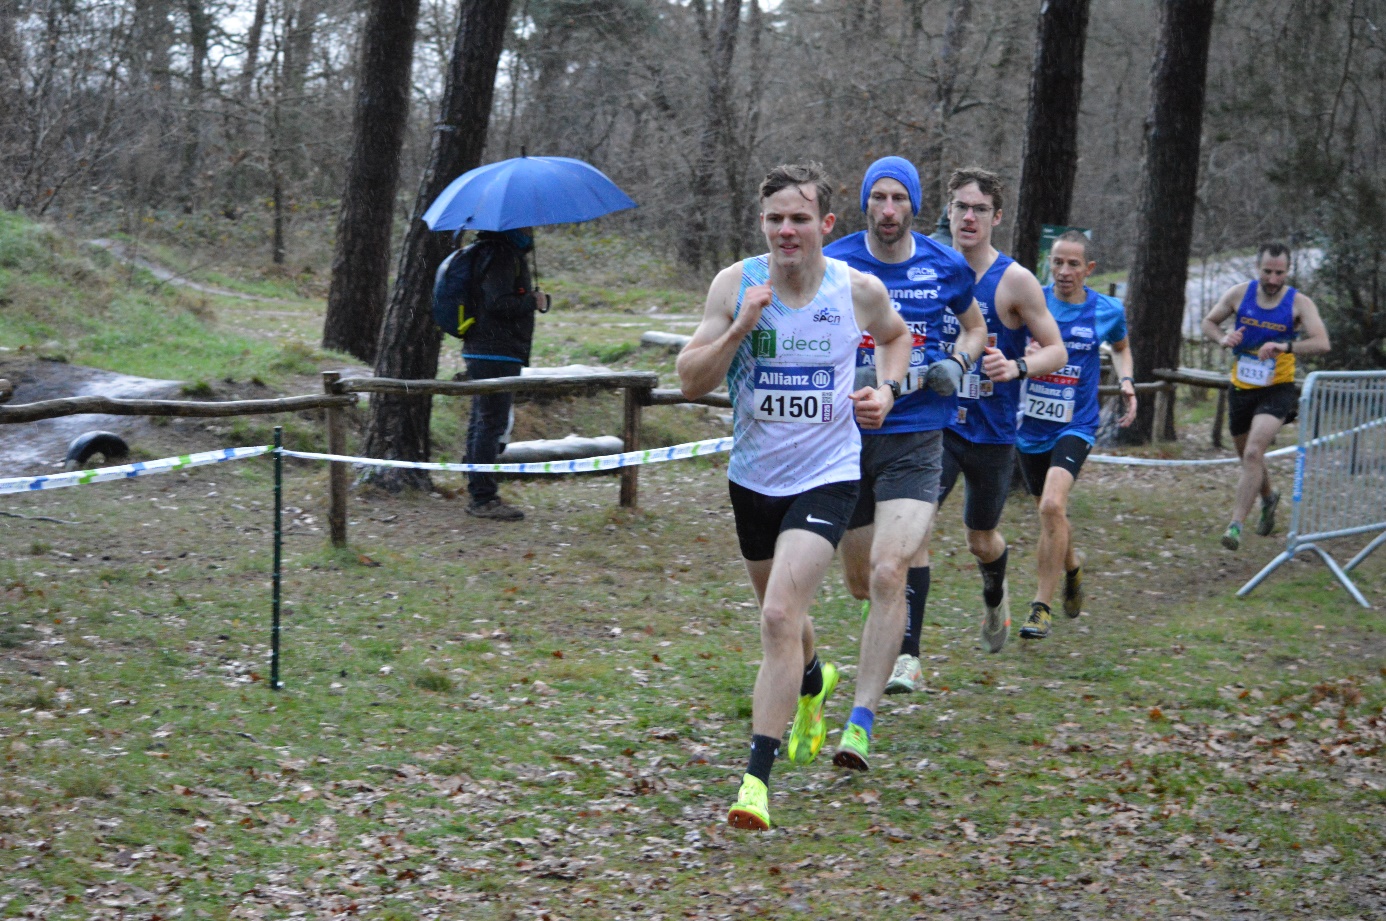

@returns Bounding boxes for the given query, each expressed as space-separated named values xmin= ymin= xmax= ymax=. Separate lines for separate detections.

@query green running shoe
xmin=1018 ymin=601 xmax=1052 ymax=640
xmin=786 ymin=661 xmax=838 ymax=765
xmin=981 ymin=578 xmax=1010 ymax=653
xmin=1256 ymin=491 xmax=1280 ymax=537
xmin=1063 ymin=554 xmax=1084 ymax=619
xmin=832 ymin=721 xmax=870 ymax=772
xmin=727 ymin=773 xmax=770 ymax=830
xmin=1221 ymin=521 xmax=1242 ymax=551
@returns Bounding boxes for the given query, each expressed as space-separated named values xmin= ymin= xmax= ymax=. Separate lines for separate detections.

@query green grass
xmin=2 ymin=208 xmax=1384 ymax=917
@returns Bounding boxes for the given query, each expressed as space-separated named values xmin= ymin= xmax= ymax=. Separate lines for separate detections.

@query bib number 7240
xmin=1023 ymin=393 xmax=1074 ymax=423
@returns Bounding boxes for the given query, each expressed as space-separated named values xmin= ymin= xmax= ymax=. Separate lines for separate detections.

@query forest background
xmin=2 ymin=0 xmax=1382 ymax=371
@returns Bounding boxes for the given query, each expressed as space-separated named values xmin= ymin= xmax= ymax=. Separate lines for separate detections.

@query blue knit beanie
xmin=859 ymin=156 xmax=922 ymax=215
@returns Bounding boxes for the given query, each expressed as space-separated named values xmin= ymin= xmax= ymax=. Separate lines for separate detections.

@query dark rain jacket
xmin=460 ymin=234 xmax=542 ymax=365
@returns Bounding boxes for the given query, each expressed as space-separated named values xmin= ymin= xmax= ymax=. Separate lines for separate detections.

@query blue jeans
xmin=464 ymin=358 xmax=522 ymax=504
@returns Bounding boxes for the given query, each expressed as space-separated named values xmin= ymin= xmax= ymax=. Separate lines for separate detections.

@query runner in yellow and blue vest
xmin=1200 ymin=242 xmax=1330 ymax=551
xmin=1015 ymin=230 xmax=1138 ymax=641
xmin=677 ymin=164 xmax=911 ymax=832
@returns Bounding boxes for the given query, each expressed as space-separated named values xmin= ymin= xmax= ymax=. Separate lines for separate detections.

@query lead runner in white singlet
xmin=677 ymin=163 xmax=909 ymax=832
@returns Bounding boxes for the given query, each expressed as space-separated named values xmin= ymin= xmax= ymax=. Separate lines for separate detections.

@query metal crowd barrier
xmin=1239 ymin=370 xmax=1386 ymax=607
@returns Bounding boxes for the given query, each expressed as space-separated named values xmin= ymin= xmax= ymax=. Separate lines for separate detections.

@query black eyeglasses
xmin=949 ymin=202 xmax=993 ymax=217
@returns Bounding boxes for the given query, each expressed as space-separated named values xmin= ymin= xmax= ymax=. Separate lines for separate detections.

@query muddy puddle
xmin=0 ymin=356 xmax=183 ymax=476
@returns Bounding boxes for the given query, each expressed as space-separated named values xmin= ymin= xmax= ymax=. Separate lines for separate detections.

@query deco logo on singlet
xmin=752 ymin=330 xmax=831 ymax=358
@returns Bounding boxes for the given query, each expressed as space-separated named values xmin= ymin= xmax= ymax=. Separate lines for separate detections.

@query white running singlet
xmin=726 ymin=255 xmax=863 ymax=496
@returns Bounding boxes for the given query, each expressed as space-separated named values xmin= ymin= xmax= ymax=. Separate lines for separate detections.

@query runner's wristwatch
xmin=1014 ymin=358 xmax=1028 ymax=380
xmin=882 ymin=379 xmax=902 ymax=399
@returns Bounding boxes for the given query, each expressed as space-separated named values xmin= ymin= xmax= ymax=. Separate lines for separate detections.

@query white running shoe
xmin=981 ymin=578 xmax=1010 ymax=654
xmin=884 ymin=653 xmax=922 ymax=695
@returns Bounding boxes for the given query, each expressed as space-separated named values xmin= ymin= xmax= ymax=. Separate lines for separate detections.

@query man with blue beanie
xmin=823 ymin=156 xmax=986 ymax=771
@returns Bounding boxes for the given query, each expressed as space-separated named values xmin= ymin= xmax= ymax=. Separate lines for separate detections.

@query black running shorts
xmin=729 ymin=478 xmax=860 ymax=562
xmin=938 ymin=429 xmax=1015 ymax=532
xmin=1228 ymin=382 xmax=1299 ymax=437
xmin=1017 ymin=434 xmax=1092 ymax=497
xmin=847 ymin=429 xmax=944 ymax=530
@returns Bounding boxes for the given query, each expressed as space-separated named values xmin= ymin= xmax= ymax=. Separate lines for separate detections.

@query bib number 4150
xmin=756 ymin=393 xmax=827 ymax=422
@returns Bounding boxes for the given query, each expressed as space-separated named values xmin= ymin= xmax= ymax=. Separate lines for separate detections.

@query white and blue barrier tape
xmin=0 ymin=446 xmax=272 ymax=493
xmin=279 ymin=437 xmax=734 ymax=474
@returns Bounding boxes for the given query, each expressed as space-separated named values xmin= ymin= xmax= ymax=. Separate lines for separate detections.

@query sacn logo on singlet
xmin=751 ymin=330 xmax=830 ymax=358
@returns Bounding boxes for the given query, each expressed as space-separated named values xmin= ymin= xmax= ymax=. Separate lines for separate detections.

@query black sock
xmin=799 ymin=655 xmax=822 ymax=698
xmin=747 ymin=734 xmax=778 ymax=785
xmin=979 ymin=547 xmax=1008 ymax=608
xmin=901 ymin=566 xmax=930 ymax=658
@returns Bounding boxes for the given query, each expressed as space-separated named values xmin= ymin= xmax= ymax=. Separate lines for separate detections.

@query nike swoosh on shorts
xmin=805 ymin=515 xmax=831 ymax=525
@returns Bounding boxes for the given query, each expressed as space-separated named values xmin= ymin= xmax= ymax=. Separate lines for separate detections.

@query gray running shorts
xmin=848 ymin=429 xmax=944 ymax=530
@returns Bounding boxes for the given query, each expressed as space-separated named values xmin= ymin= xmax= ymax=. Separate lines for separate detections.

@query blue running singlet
xmin=945 ymin=252 xmax=1028 ymax=445
xmin=822 ymin=230 xmax=975 ymax=435
xmin=1016 ymin=286 xmax=1128 ymax=454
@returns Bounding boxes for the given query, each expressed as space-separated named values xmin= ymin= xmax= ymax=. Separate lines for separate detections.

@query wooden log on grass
xmin=0 ymin=393 xmax=357 ymax=424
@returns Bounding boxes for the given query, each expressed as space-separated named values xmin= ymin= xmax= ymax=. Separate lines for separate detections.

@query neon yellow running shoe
xmin=785 ymin=661 xmax=838 ymax=765
xmin=832 ymin=721 xmax=870 ymax=772
xmin=727 ymin=773 xmax=770 ymax=830
xmin=1018 ymin=601 xmax=1053 ymax=640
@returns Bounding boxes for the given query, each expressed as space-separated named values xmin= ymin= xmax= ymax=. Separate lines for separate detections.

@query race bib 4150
xmin=753 ymin=365 xmax=835 ymax=423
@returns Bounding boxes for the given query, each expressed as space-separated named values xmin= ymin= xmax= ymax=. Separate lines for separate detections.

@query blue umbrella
xmin=422 ymin=156 xmax=637 ymax=232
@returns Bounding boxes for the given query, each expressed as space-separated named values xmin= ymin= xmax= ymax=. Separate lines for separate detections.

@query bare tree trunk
xmin=724 ymin=0 xmax=761 ymax=259
xmin=322 ymin=0 xmax=423 ymax=363
xmin=1012 ymin=0 xmax=1091 ymax=271
xmin=1122 ymin=0 xmax=1216 ymax=444
xmin=180 ymin=0 xmax=212 ymax=211
xmin=681 ymin=0 xmax=740 ymax=272
xmin=921 ymin=0 xmax=973 ymax=214
xmin=360 ymin=0 xmax=512 ymax=491
xmin=239 ymin=0 xmax=268 ymax=102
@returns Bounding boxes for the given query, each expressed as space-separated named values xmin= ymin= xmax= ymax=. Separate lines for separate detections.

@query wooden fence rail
xmin=0 ymin=364 xmax=1242 ymax=548
xmin=0 ymin=392 xmax=356 ymax=423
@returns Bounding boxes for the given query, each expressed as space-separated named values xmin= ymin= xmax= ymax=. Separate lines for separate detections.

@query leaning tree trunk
xmin=359 ymin=0 xmax=511 ymax=491
xmin=1012 ymin=0 xmax=1091 ymax=271
xmin=321 ymin=0 xmax=423 ymax=364
xmin=1121 ymin=0 xmax=1216 ymax=444
xmin=681 ymin=0 xmax=741 ymax=272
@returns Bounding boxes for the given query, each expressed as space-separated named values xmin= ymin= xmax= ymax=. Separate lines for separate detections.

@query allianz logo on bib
xmin=752 ymin=330 xmax=832 ymax=358
xmin=755 ymin=366 xmax=834 ymax=390
xmin=907 ymin=266 xmax=939 ymax=282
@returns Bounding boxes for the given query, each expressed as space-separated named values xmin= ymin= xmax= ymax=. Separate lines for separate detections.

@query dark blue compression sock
xmin=848 ymin=706 xmax=875 ymax=738
xmin=979 ymin=547 xmax=1008 ymax=608
xmin=747 ymin=734 xmax=779 ymax=785
xmin=901 ymin=566 xmax=930 ymax=658
xmin=799 ymin=654 xmax=823 ymax=698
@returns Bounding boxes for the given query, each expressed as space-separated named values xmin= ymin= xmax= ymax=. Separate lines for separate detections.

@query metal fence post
xmin=271 ymin=425 xmax=284 ymax=690
xmin=322 ymin=372 xmax=348 ymax=547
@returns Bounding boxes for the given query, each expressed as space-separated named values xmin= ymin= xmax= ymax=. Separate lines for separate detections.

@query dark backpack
xmin=432 ymin=242 xmax=493 ymax=338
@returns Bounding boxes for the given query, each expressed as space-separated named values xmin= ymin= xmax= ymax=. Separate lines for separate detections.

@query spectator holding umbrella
xmin=424 ymin=155 xmax=637 ymax=521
